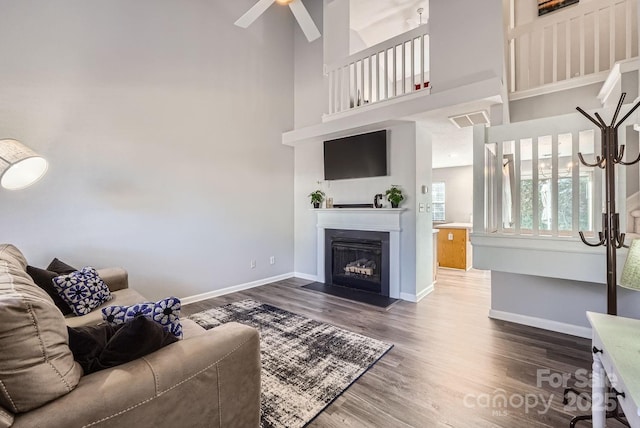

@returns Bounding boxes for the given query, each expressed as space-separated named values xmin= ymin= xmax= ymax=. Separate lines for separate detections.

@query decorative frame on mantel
xmin=538 ymin=0 xmax=579 ymax=16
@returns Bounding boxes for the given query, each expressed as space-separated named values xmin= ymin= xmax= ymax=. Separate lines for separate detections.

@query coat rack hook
xmin=619 ymin=151 xmax=640 ymax=166
xmin=579 ymin=231 xmax=606 ymax=247
xmin=578 ymin=152 xmax=604 ymax=168
xmin=594 ymin=112 xmax=608 ymax=128
xmin=610 ymin=92 xmax=626 ymax=126
xmin=576 ymin=107 xmax=606 ymax=129
xmin=615 ymin=96 xmax=640 ymax=129
xmin=614 ymin=145 xmax=625 ymax=163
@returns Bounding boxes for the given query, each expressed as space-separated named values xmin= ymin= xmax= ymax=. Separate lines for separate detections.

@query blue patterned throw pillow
xmin=101 ymin=297 xmax=183 ymax=339
xmin=52 ymin=267 xmax=113 ymax=316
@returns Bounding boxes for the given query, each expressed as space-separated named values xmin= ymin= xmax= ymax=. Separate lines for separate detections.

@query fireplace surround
xmin=315 ymin=208 xmax=403 ymax=299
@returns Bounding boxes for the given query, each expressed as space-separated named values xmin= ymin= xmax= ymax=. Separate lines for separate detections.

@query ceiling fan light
xmin=276 ymin=0 xmax=293 ymax=5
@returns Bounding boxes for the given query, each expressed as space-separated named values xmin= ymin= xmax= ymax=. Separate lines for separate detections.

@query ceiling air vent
xmin=448 ymin=110 xmax=490 ymax=129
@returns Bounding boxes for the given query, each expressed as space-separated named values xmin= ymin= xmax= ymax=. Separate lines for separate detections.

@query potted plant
xmin=385 ymin=185 xmax=404 ymax=208
xmin=309 ymin=190 xmax=325 ymax=208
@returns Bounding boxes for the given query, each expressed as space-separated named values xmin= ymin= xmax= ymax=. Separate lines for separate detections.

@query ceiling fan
xmin=235 ymin=0 xmax=321 ymax=42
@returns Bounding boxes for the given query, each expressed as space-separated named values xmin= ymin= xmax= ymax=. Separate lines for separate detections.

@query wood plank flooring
xmin=183 ymin=269 xmax=621 ymax=428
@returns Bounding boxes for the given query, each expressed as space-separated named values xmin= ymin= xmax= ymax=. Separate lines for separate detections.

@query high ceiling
xmin=350 ymin=0 xmax=478 ymax=169
xmin=350 ymin=0 xmax=429 ymax=47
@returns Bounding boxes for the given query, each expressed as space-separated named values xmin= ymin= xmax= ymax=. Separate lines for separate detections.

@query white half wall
xmin=0 ymin=0 xmax=296 ymax=301
xmin=491 ymin=271 xmax=640 ymax=331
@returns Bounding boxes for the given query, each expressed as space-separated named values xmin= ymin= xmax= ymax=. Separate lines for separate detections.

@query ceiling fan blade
xmin=234 ymin=0 xmax=276 ymax=28
xmin=288 ymin=0 xmax=321 ymax=42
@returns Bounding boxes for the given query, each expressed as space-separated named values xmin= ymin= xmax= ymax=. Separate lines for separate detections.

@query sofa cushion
xmin=52 ymin=267 xmax=113 ymax=316
xmin=0 ymin=244 xmax=82 ymax=413
xmin=46 ymin=258 xmax=78 ymax=275
xmin=26 ymin=265 xmax=74 ymax=315
xmin=102 ymin=297 xmax=183 ymax=339
xmin=68 ymin=316 xmax=178 ymax=375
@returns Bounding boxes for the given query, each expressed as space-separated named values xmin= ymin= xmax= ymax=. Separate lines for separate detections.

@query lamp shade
xmin=621 ymin=239 xmax=640 ymax=290
xmin=0 ymin=139 xmax=48 ymax=190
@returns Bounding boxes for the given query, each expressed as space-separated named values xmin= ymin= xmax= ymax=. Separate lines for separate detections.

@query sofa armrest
xmin=0 ymin=405 xmax=13 ymax=428
xmin=97 ymin=267 xmax=128 ymax=292
xmin=12 ymin=322 xmax=261 ymax=428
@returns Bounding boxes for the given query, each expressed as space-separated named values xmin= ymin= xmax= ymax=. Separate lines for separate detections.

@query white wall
xmin=293 ymin=122 xmax=431 ymax=298
xmin=415 ymin=123 xmax=434 ymax=297
xmin=295 ymin=0 xmax=325 ymax=129
xmin=0 ymin=0 xmax=295 ymax=300
xmin=429 ymin=0 xmax=505 ymax=92
xmin=324 ymin=0 xmax=351 ymax=65
xmin=432 ymin=165 xmax=473 ymax=223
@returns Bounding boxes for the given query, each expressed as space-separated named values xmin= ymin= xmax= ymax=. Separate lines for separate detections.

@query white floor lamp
xmin=0 ymin=139 xmax=48 ymax=190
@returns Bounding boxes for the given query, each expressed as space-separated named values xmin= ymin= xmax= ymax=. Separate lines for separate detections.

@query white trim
xmin=598 ymin=62 xmax=621 ymax=105
xmin=399 ymin=292 xmax=417 ymax=302
xmin=294 ymin=272 xmax=318 ymax=282
xmin=417 ymin=283 xmax=435 ymax=301
xmin=489 ymin=309 xmax=592 ymax=339
xmin=400 ymin=283 xmax=434 ymax=303
xmin=509 ymin=72 xmax=608 ymax=101
xmin=180 ymin=273 xmax=294 ymax=305
xmin=316 ymin=209 xmax=404 ymax=299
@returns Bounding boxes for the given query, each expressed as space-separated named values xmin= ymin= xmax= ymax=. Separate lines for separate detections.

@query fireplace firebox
xmin=324 ymin=229 xmax=390 ymax=296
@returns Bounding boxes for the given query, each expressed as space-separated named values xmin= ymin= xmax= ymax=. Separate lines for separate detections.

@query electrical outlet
xmin=250 ymin=259 xmax=256 ymax=269
xmin=270 ymin=256 xmax=275 ymax=265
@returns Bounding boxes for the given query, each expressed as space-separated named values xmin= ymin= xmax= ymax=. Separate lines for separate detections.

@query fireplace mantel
xmin=315 ymin=208 xmax=405 ymax=299
xmin=315 ymin=208 xmax=405 ymax=232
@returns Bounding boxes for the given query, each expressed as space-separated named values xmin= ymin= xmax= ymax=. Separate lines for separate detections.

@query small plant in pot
xmin=309 ymin=190 xmax=325 ymax=208
xmin=385 ymin=185 xmax=404 ymax=208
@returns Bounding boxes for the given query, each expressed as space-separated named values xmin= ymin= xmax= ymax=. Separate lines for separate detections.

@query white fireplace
xmin=316 ymin=208 xmax=404 ymax=299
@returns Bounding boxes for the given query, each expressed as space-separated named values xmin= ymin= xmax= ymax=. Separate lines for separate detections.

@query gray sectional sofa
xmin=0 ymin=244 xmax=261 ymax=428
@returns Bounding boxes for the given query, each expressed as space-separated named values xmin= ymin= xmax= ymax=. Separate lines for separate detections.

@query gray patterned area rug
xmin=188 ymin=299 xmax=393 ymax=428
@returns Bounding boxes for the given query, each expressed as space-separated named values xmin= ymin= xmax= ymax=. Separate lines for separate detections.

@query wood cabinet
xmin=436 ymin=223 xmax=472 ymax=270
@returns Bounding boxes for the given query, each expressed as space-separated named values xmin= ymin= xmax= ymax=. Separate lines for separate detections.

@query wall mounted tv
xmin=323 ymin=130 xmax=388 ymax=180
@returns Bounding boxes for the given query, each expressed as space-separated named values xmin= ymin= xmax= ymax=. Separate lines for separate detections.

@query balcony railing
xmin=325 ymin=25 xmax=430 ymax=117
xmin=507 ymin=0 xmax=638 ymax=94
xmin=474 ymin=111 xmax=615 ymax=238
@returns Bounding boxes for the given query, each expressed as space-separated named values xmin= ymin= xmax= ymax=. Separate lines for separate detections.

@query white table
xmin=588 ymin=311 xmax=640 ymax=427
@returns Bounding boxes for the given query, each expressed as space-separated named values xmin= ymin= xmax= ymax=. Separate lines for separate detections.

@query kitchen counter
xmin=435 ymin=222 xmax=472 ymax=230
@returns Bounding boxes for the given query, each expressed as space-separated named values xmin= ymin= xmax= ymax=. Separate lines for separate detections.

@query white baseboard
xmin=293 ymin=272 xmax=318 ymax=282
xmin=400 ymin=283 xmax=435 ymax=303
xmin=417 ymin=283 xmax=435 ymax=301
xmin=489 ymin=309 xmax=592 ymax=339
xmin=181 ymin=272 xmax=294 ymax=305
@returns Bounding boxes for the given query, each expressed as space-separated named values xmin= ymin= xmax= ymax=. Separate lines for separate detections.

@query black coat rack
xmin=576 ymin=93 xmax=640 ymax=315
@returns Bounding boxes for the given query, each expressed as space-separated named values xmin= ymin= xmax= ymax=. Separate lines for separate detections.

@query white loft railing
xmin=507 ymin=0 xmax=638 ymax=94
xmin=472 ymin=111 xmax=624 ymax=238
xmin=325 ymin=25 xmax=430 ymax=116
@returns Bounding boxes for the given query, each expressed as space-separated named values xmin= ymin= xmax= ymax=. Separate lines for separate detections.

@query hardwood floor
xmin=183 ymin=269 xmax=620 ymax=428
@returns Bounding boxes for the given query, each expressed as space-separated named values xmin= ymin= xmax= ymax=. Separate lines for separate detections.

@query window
xmin=432 ymin=182 xmax=445 ymax=221
xmin=519 ymin=174 xmax=593 ymax=233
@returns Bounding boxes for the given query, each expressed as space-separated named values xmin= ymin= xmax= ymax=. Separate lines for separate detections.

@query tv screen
xmin=323 ymin=130 xmax=387 ymax=180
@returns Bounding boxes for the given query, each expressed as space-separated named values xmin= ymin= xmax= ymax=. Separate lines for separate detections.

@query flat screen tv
xmin=323 ymin=130 xmax=387 ymax=180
